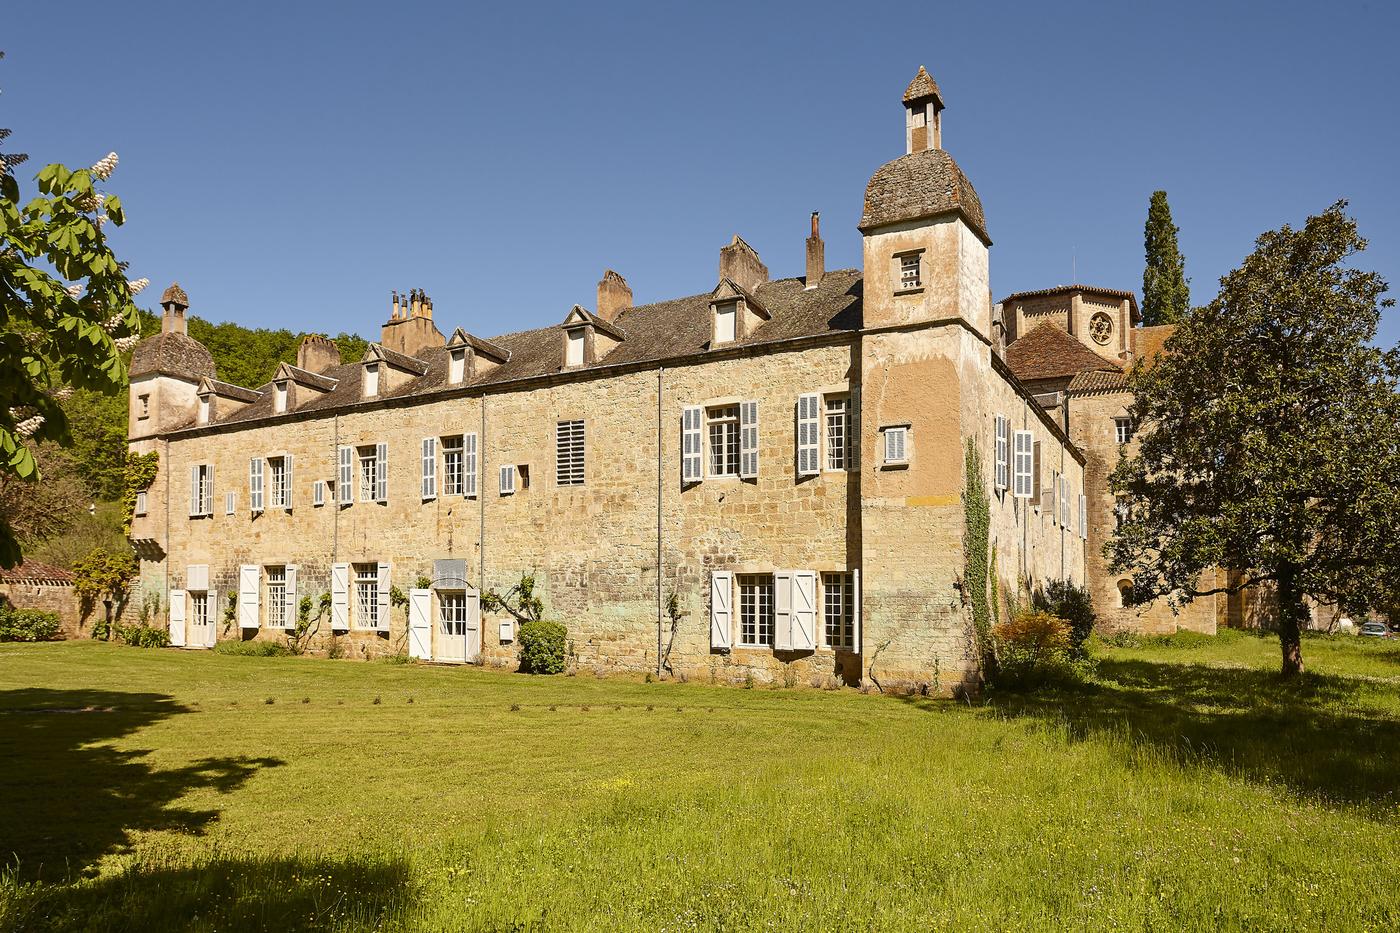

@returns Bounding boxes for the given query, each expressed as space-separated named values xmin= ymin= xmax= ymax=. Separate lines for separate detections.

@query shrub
xmin=213 ymin=640 xmax=290 ymax=657
xmin=0 ymin=608 xmax=62 ymax=642
xmin=991 ymin=609 xmax=1073 ymax=689
xmin=1032 ymin=579 xmax=1096 ymax=656
xmin=114 ymin=623 xmax=170 ymax=649
xmin=518 ymin=619 xmax=567 ymax=674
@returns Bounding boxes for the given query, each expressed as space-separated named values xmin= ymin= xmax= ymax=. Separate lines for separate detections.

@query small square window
xmin=881 ymin=425 xmax=909 ymax=466
xmin=138 ymin=394 xmax=150 ymax=420
xmin=1115 ymin=417 xmax=1133 ymax=446
xmin=898 ymin=254 xmax=922 ymax=291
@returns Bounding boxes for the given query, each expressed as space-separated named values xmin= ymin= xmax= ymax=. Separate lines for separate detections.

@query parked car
xmin=1359 ymin=621 xmax=1390 ymax=638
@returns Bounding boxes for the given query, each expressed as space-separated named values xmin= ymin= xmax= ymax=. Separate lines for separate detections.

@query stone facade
xmin=127 ymin=69 xmax=1088 ymax=691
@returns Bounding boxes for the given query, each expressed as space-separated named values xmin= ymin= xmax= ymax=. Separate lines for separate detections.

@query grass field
xmin=2 ymin=630 xmax=1398 ymax=931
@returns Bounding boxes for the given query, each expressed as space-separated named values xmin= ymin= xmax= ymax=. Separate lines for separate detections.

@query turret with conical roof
xmin=128 ymin=282 xmax=216 ymax=449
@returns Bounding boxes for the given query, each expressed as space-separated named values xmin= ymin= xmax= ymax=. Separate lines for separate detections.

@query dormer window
xmin=449 ymin=348 xmax=466 ymax=384
xmin=364 ymin=363 xmax=380 ymax=398
xmin=565 ymin=328 xmax=585 ymax=368
xmin=197 ymin=396 xmax=210 ymax=424
xmin=714 ymin=302 xmax=737 ymax=345
xmin=274 ymin=382 xmax=288 ymax=414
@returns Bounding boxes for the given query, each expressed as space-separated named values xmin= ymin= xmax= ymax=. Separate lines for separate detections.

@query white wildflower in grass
xmin=128 ymin=277 xmax=150 ymax=296
xmin=91 ymin=151 xmax=118 ymax=180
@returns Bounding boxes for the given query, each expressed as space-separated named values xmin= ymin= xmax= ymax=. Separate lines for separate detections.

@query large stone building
xmin=127 ymin=67 xmax=1095 ymax=690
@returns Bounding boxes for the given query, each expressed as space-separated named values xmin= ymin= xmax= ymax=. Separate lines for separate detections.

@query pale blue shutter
xmin=740 ymin=400 xmax=759 ymax=479
xmin=284 ymin=453 xmax=294 ymax=509
xmin=681 ymin=406 xmax=702 ymax=483
xmin=421 ymin=437 xmax=437 ymax=500
xmin=796 ymin=394 xmax=819 ymax=477
xmin=337 ymin=446 xmax=353 ymax=504
xmin=189 ymin=466 xmax=199 ymax=516
xmin=464 ymin=432 xmax=478 ymax=497
xmin=375 ymin=442 xmax=388 ymax=503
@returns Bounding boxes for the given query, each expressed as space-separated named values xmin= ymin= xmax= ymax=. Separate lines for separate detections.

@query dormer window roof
xmin=708 ymin=278 xmax=769 ymax=348
xmin=558 ymin=305 xmax=625 ymax=369
xmin=444 ymin=328 xmax=510 ymax=385
xmin=195 ymin=376 xmax=263 ymax=424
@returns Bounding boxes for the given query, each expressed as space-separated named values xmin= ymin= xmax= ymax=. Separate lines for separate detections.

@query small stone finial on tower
xmin=903 ymin=65 xmax=945 ymax=154
xmin=159 ymin=282 xmax=189 ymax=335
xmin=805 ymin=212 xmax=825 ymax=290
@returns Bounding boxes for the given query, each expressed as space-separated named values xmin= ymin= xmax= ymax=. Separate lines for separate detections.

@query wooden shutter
xmin=408 ymin=588 xmax=431 ymax=659
xmin=187 ymin=563 xmax=209 ymax=592
xmin=204 ymin=590 xmax=218 ymax=646
xmin=773 ymin=570 xmax=793 ymax=651
xmin=313 ymin=481 xmax=324 ymax=507
xmin=995 ymin=416 xmax=1009 ymax=491
xmin=464 ymin=432 xmax=478 ymax=498
xmin=285 ymin=564 xmax=298 ymax=628
xmin=499 ymin=464 xmax=515 ymax=495
xmin=331 ymin=563 xmax=350 ymax=630
xmin=709 ymin=571 xmax=732 ymax=650
xmin=849 ymin=385 xmax=861 ymax=471
xmin=739 ymin=400 xmax=759 ymax=479
xmin=249 ymin=458 xmax=264 ymax=512
xmin=1032 ymin=441 xmax=1042 ymax=501
xmin=284 ymin=454 xmax=294 ymax=509
xmin=337 ymin=446 xmax=353 ymax=504
xmin=796 ymin=393 xmax=820 ymax=477
xmin=1078 ymin=493 xmax=1088 ymax=540
xmin=189 ymin=465 xmax=200 ymax=516
xmin=681 ymin=406 xmax=703 ymax=483
xmin=168 ymin=589 xmax=187 ymax=646
xmin=204 ymin=465 xmax=214 ymax=516
xmin=792 ymin=571 xmax=817 ymax=650
xmin=238 ymin=564 xmax=259 ymax=629
xmin=375 ymin=442 xmax=388 ymax=503
xmin=376 ymin=562 xmax=391 ymax=630
xmin=1013 ymin=431 xmax=1033 ymax=499
xmin=851 ymin=568 xmax=861 ymax=651
xmin=421 ymin=437 xmax=437 ymax=500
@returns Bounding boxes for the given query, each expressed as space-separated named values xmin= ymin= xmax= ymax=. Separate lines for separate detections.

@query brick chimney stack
xmin=296 ymin=334 xmax=341 ymax=373
xmin=718 ymin=235 xmax=768 ymax=294
xmin=596 ymin=270 xmax=633 ymax=323
xmin=805 ymin=212 xmax=825 ymax=290
xmin=160 ymin=282 xmax=189 ymax=335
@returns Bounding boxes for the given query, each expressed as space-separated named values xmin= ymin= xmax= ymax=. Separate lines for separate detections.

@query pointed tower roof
xmin=160 ymin=282 xmax=189 ymax=308
xmin=902 ymin=65 xmax=944 ymax=108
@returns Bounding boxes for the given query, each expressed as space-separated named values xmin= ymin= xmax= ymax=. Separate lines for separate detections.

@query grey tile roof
xmin=859 ymin=148 xmax=988 ymax=244
xmin=903 ymin=66 xmax=944 ymax=107
xmin=159 ymin=282 xmax=188 ymax=307
xmin=193 ymin=269 xmax=864 ymax=430
xmin=201 ymin=378 xmax=262 ymax=402
xmin=129 ymin=332 xmax=216 ymax=381
xmin=368 ymin=344 xmax=430 ymax=375
xmin=276 ymin=362 xmax=338 ymax=391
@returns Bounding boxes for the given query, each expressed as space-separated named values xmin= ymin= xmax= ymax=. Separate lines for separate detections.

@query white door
xmin=408 ymin=588 xmax=432 ymax=660
xmin=169 ymin=589 xmax=187 ymax=647
xmin=464 ymin=592 xmax=481 ymax=662
xmin=437 ymin=591 xmax=468 ymax=663
xmin=187 ymin=591 xmax=214 ymax=649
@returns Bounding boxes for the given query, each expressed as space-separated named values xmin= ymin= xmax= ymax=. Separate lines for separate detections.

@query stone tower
xmin=128 ymin=283 xmax=216 ymax=453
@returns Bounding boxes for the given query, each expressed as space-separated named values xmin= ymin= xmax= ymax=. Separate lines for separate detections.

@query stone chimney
xmin=903 ymin=65 xmax=945 ymax=154
xmin=296 ymin=334 xmax=341 ymax=373
xmin=718 ymin=235 xmax=768 ymax=294
xmin=381 ymin=288 xmax=445 ymax=357
xmin=160 ymin=282 xmax=189 ymax=335
xmin=596 ymin=270 xmax=632 ymax=323
xmin=805 ymin=212 xmax=825 ymax=290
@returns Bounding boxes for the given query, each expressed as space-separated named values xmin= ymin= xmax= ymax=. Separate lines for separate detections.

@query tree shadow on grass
xmin=2 ymin=853 xmax=412 ymax=933
xmin=0 ymin=688 xmax=283 ymax=882
xmin=980 ymin=658 xmax=1400 ymax=813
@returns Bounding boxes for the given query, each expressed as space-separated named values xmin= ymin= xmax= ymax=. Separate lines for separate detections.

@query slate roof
xmin=160 ymin=282 xmax=189 ymax=307
xmin=859 ymin=148 xmax=988 ymax=244
xmin=566 ymin=306 xmax=626 ymax=341
xmin=201 ymin=378 xmax=262 ymax=402
xmin=1005 ymin=321 xmax=1120 ymax=383
xmin=0 ymin=560 xmax=73 ymax=585
xmin=903 ymin=66 xmax=944 ymax=107
xmin=129 ymin=332 xmax=217 ymax=381
xmin=190 ymin=269 xmax=864 ymax=431
xmin=276 ymin=363 xmax=338 ymax=391
xmin=368 ymin=344 xmax=430 ymax=375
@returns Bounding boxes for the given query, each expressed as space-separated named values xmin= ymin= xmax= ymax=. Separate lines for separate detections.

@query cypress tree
xmin=1142 ymin=190 xmax=1190 ymax=325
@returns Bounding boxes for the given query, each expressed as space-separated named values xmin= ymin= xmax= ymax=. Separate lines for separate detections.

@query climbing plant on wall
xmin=962 ymin=439 xmax=994 ymax=679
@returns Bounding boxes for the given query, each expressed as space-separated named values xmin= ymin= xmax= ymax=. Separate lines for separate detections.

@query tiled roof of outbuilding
xmin=1005 ymin=322 xmax=1120 ymax=383
xmin=129 ymin=332 xmax=217 ymax=381
xmin=859 ymin=148 xmax=988 ymax=244
xmin=0 ymin=560 xmax=73 ymax=585
xmin=193 ymin=269 xmax=864 ymax=430
xmin=1133 ymin=324 xmax=1175 ymax=363
xmin=1067 ymin=369 xmax=1129 ymax=393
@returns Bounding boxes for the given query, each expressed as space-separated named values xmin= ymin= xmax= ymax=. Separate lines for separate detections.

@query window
xmin=714 ymin=303 xmax=737 ymax=345
xmin=274 ymin=382 xmax=288 ymax=414
xmin=359 ymin=446 xmax=378 ymax=502
xmin=707 ymin=405 xmax=740 ymax=477
xmin=135 ymin=490 xmax=148 ymax=516
xmin=738 ymin=574 xmax=775 ymax=647
xmin=138 ymin=394 xmax=150 ymax=420
xmin=823 ymin=572 xmax=854 ymax=649
xmin=448 ymin=349 xmax=466 ymax=384
xmin=1117 ymin=579 xmax=1135 ymax=609
xmin=313 ymin=480 xmax=326 ymax=507
xmin=898 ymin=253 xmax=922 ymax=291
xmin=994 ymin=415 xmax=1009 ymax=491
xmin=825 ymin=396 xmax=850 ymax=471
xmin=499 ymin=464 xmax=516 ymax=496
xmin=1115 ymin=417 xmax=1133 ymax=446
xmin=267 ymin=566 xmax=287 ymax=629
xmin=881 ymin=425 xmax=909 ymax=466
xmin=269 ymin=456 xmax=288 ymax=509
xmin=190 ymin=464 xmax=213 ymax=517
xmin=198 ymin=396 xmax=210 ymax=424
xmin=364 ymin=363 xmax=380 ymax=397
xmin=354 ymin=563 xmax=379 ymax=629
xmin=192 ymin=590 xmax=210 ymax=629
xmin=565 ymin=328 xmax=585 ymax=367
xmin=225 ymin=491 xmax=235 ymax=515
xmin=440 ymin=592 xmax=467 ymax=637
xmin=442 ymin=435 xmax=464 ymax=496
xmin=1114 ymin=496 xmax=1129 ymax=531
xmin=556 ymin=420 xmax=585 ymax=486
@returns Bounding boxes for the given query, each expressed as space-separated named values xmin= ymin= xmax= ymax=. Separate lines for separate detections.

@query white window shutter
xmin=189 ymin=465 xmax=200 ymax=516
xmin=499 ymin=464 xmax=515 ymax=496
xmin=464 ymin=432 xmax=478 ymax=497
xmin=739 ymin=400 xmax=759 ymax=479
xmin=851 ymin=569 xmax=861 ymax=651
xmin=331 ymin=563 xmax=350 ymax=630
xmin=313 ymin=481 xmax=324 ymax=507
xmin=187 ymin=563 xmax=209 ymax=592
xmin=204 ymin=465 xmax=214 ymax=516
xmin=375 ymin=442 xmax=388 ymax=503
xmin=238 ymin=564 xmax=259 ymax=629
xmin=376 ymin=562 xmax=391 ymax=631
xmin=250 ymin=457 xmax=263 ymax=512
xmin=284 ymin=453 xmax=294 ymax=509
xmin=285 ymin=564 xmax=298 ymax=627
xmin=773 ymin=570 xmax=793 ymax=651
xmin=168 ymin=589 xmax=187 ymax=646
xmin=204 ymin=589 xmax=218 ymax=646
xmin=792 ymin=571 xmax=817 ymax=650
xmin=1078 ymin=493 xmax=1088 ymax=540
xmin=995 ymin=416 xmax=1009 ymax=491
xmin=796 ymin=393 xmax=820 ymax=477
xmin=421 ymin=437 xmax=437 ymax=500
xmin=681 ymin=406 xmax=703 ymax=483
xmin=337 ymin=446 xmax=353 ymax=504
xmin=709 ymin=571 xmax=732 ymax=650
xmin=1013 ymin=431 xmax=1033 ymax=499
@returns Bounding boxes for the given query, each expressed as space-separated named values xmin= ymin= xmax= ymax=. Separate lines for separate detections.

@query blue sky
xmin=6 ymin=0 xmax=1398 ymax=348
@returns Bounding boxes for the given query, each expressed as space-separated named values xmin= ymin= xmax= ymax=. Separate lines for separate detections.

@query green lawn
xmin=2 ymin=632 xmax=1398 ymax=931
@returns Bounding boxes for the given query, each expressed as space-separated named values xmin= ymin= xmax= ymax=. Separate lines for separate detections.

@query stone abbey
xmin=127 ymin=67 xmax=1204 ymax=691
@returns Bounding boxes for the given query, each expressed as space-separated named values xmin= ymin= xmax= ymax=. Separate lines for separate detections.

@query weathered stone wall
xmin=1 ymin=582 xmax=83 ymax=637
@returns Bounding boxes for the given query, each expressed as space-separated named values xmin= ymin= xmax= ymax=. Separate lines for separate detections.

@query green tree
xmin=1142 ymin=190 xmax=1190 ymax=325
xmin=1109 ymin=201 xmax=1400 ymax=676
xmin=1 ymin=55 xmax=143 ymax=567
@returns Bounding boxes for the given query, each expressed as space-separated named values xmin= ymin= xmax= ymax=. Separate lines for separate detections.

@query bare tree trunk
xmin=1276 ymin=563 xmax=1305 ymax=677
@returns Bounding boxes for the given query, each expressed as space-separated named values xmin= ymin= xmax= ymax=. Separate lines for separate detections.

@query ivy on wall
xmin=963 ymin=438 xmax=995 ymax=679
xmin=122 ymin=450 xmax=158 ymax=534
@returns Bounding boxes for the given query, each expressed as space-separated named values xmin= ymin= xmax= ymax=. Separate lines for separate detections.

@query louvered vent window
xmin=556 ymin=420 xmax=585 ymax=486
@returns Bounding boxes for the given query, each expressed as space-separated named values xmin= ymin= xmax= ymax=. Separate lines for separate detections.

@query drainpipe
xmin=656 ymin=366 xmax=664 ymax=676
xmin=332 ymin=415 xmax=339 ymax=562
xmin=478 ymin=396 xmax=486 ymax=600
